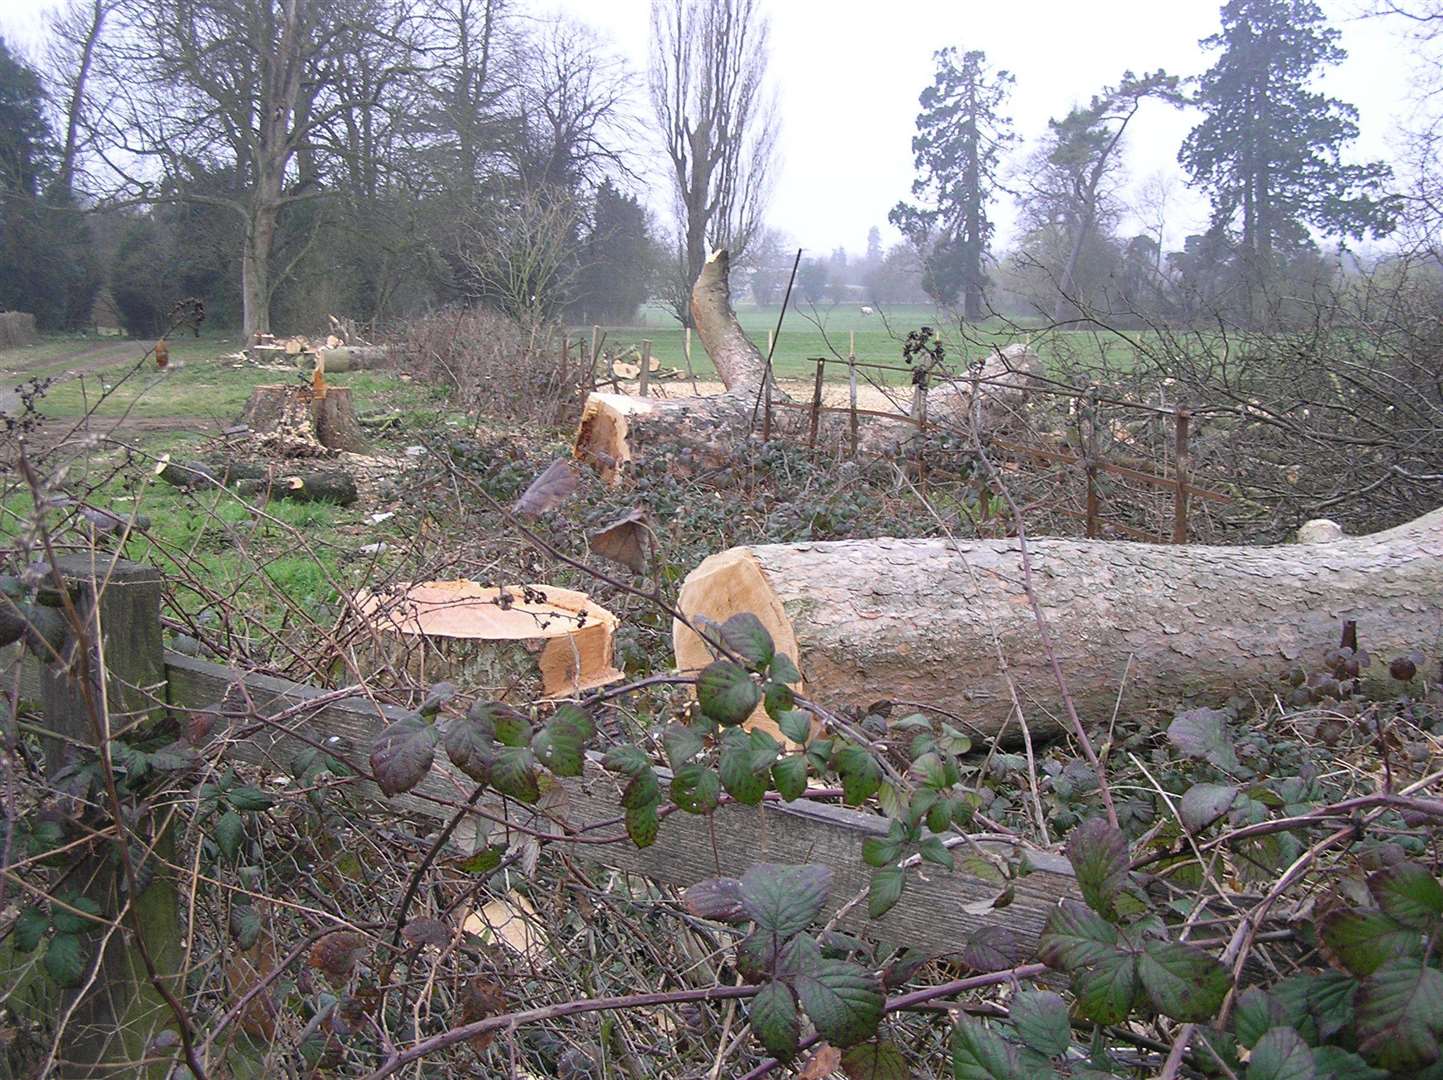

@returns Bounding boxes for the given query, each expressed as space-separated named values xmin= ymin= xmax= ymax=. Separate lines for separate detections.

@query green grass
xmin=576 ymin=303 xmax=1154 ymax=383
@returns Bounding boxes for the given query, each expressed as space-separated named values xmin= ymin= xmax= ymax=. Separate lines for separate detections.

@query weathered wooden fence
xmin=5 ymin=554 xmax=1077 ymax=1061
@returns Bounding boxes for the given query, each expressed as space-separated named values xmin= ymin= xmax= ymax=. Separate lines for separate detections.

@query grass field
xmin=579 ymin=303 xmax=1150 ymax=383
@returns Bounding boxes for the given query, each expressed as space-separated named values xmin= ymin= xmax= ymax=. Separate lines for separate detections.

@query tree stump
xmin=354 ymin=581 xmax=623 ymax=700
xmin=241 ymin=384 xmax=366 ymax=455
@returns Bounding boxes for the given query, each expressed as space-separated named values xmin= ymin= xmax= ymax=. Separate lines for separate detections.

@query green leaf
xmin=1009 ymin=990 xmax=1070 ymax=1057
xmin=869 ymin=866 xmax=905 ymax=919
xmin=841 ymin=1041 xmax=910 ymax=1080
xmin=50 ymin=895 xmax=101 ymax=936
xmin=918 ymin=835 xmax=955 ymax=870
xmin=441 ymin=713 xmax=493 ymax=779
xmin=720 ymin=735 xmax=768 ymax=806
xmin=1247 ymin=1026 xmax=1317 ymax=1080
xmin=1320 ymin=908 xmax=1421 ymax=977
xmin=769 ymin=652 xmax=801 ymax=684
xmin=1072 ymin=951 xmax=1141 ymax=1025
xmin=604 ymin=744 xmax=649 ymax=777
xmin=771 ymin=756 xmax=806 ymax=801
xmin=1235 ymin=987 xmax=1287 ymax=1049
xmin=490 ymin=746 xmax=540 ymax=803
xmin=670 ymin=763 xmax=721 ymax=814
xmin=1038 ymin=900 xmax=1120 ymax=972
xmin=43 ymin=933 xmax=87 ymax=987
xmin=951 ymin=1014 xmax=1022 ymax=1080
xmin=862 ymin=825 xmax=905 ymax=869
xmin=1066 ymin=818 xmax=1131 ymax=918
xmin=12 ymin=906 xmax=48 ymax=952
xmin=776 ymin=709 xmax=811 ymax=745
xmin=230 ymin=905 xmax=262 ymax=950
xmin=750 ymin=980 xmax=799 ymax=1058
xmin=1354 ymin=958 xmax=1443 ymax=1072
xmin=1168 ymin=706 xmax=1239 ymax=771
xmin=370 ymin=713 xmax=438 ymax=796
xmin=719 ymin=612 xmax=774 ymax=671
xmin=962 ymin=926 xmax=1030 ymax=973
xmin=622 ymin=767 xmax=661 ymax=810
xmin=531 ymin=712 xmax=587 ymax=777
xmin=739 ymin=864 xmax=832 ymax=936
xmin=835 ymin=744 xmax=882 ymax=806
xmin=793 ymin=959 xmax=884 ymax=1048
xmin=662 ymin=723 xmax=705 ymax=770
xmin=213 ymin=809 xmax=245 ymax=860
xmin=697 ymin=660 xmax=761 ymax=726
xmin=491 ymin=708 xmax=532 ymax=747
xmin=1308 ymin=1047 xmax=1386 ymax=1080
xmin=1138 ymin=940 xmax=1231 ymax=1022
xmin=1369 ymin=863 xmax=1443 ymax=930
xmin=458 ymin=846 xmax=503 ymax=873
xmin=1180 ymin=783 xmax=1238 ymax=833
xmin=624 ymin=802 xmax=658 ymax=848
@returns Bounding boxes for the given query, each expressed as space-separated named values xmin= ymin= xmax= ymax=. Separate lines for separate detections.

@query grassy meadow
xmin=581 ymin=303 xmax=1150 ymax=384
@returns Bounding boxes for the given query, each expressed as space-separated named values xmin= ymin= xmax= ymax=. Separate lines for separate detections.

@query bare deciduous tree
xmin=649 ymin=0 xmax=777 ymax=324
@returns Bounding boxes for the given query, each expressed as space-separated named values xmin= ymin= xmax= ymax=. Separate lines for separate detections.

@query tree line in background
xmin=0 ymin=0 xmax=1439 ymax=340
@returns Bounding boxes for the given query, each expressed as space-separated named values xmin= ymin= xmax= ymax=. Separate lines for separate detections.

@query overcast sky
xmin=1 ymin=0 xmax=1423 ymax=258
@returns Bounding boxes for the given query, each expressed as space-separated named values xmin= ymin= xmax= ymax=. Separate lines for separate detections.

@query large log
xmin=316 ymin=345 xmax=390 ymax=372
xmin=673 ymin=508 xmax=1443 ymax=742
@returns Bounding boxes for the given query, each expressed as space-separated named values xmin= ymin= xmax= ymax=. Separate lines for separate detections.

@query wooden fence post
xmin=1084 ymin=393 xmax=1101 ymax=539
xmin=639 ymin=340 xmax=652 ymax=398
xmin=807 ymin=359 xmax=825 ymax=449
xmin=1173 ymin=409 xmax=1192 ymax=544
xmin=589 ymin=325 xmax=601 ymax=393
xmin=762 ymin=367 xmax=773 ymax=441
xmin=38 ymin=555 xmax=180 ymax=1073
xmin=684 ymin=326 xmax=698 ymax=393
xmin=848 ymin=331 xmax=858 ymax=459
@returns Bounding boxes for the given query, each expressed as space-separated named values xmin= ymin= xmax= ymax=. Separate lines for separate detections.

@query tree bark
xmin=689 ymin=249 xmax=769 ymax=389
xmin=673 ymin=508 xmax=1443 ymax=742
xmin=241 ymin=384 xmax=366 ymax=454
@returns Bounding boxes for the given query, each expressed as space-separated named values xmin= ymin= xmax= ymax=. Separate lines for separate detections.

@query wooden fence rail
xmin=5 ymin=555 xmax=1078 ymax=1053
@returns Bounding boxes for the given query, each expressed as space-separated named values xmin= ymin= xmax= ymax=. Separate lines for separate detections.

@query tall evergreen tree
xmin=0 ymin=37 xmax=98 ymax=329
xmin=1180 ymin=0 xmax=1396 ymax=277
xmin=890 ymin=48 xmax=1015 ymax=319
xmin=574 ymin=180 xmax=656 ymax=323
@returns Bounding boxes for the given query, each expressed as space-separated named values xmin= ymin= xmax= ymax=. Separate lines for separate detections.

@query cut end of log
xmin=674 ymin=548 xmax=804 ymax=740
xmin=356 ymin=580 xmax=622 ymax=698
xmin=574 ymin=392 xmax=656 ymax=484
xmin=1297 ymin=519 xmax=1345 ymax=544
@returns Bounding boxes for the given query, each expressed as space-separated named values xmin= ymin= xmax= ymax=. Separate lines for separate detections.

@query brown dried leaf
xmin=308 ymin=931 xmax=367 ymax=983
xmin=513 ymin=458 xmax=579 ymax=518
xmin=457 ymin=977 xmax=507 ymax=1052
xmin=587 ymin=507 xmax=650 ymax=575
xmin=401 ymin=917 xmax=450 ymax=949
xmin=798 ymin=1042 xmax=843 ymax=1079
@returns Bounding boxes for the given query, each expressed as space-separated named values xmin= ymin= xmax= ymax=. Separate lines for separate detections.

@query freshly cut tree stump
xmin=673 ymin=508 xmax=1443 ymax=741
xmin=355 ymin=581 xmax=623 ymax=700
xmin=241 ymin=384 xmax=366 ymax=454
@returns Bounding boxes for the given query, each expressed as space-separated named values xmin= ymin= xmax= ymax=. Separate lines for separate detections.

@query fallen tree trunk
xmin=574 ymin=249 xmax=1041 ymax=482
xmin=236 ymin=470 xmax=358 ymax=505
xmin=673 ymin=508 xmax=1443 ymax=741
xmin=316 ymin=345 xmax=389 ymax=372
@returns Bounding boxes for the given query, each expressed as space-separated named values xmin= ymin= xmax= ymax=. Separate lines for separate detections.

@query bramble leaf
xmin=697 ymin=660 xmax=760 ymax=726
xmin=1320 ymin=908 xmax=1421 ymax=977
xmin=1168 ymin=707 xmax=1239 ymax=771
xmin=793 ymin=960 xmax=884 ymax=1048
xmin=1354 ymin=958 xmax=1443 ymax=1072
xmin=739 ymin=863 xmax=832 ymax=937
xmin=719 ymin=612 xmax=774 ymax=671
xmin=950 ymin=1015 xmax=1024 ymax=1080
xmin=772 ymin=756 xmax=807 ymax=801
xmin=1180 ymin=783 xmax=1238 ymax=833
xmin=1009 ymin=990 xmax=1070 ymax=1057
xmin=43 ymin=933 xmax=87 ymax=987
xmin=1066 ymin=818 xmax=1130 ymax=918
xmin=370 ymin=713 xmax=438 ymax=796
xmin=841 ymin=1040 xmax=909 ymax=1080
xmin=1247 ymin=1026 xmax=1316 ymax=1080
xmin=1369 ymin=863 xmax=1443 ymax=930
xmin=671 ymin=763 xmax=721 ymax=814
xmin=751 ymin=980 xmax=800 ymax=1058
xmin=869 ymin=867 xmax=904 ymax=919
xmin=1137 ymin=940 xmax=1231 ymax=1022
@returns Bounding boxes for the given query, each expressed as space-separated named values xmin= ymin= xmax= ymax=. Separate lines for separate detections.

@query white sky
xmin=1 ymin=0 xmax=1423 ymax=258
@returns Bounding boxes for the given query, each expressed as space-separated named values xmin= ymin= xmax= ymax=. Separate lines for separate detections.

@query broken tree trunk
xmin=353 ymin=581 xmax=622 ymax=700
xmin=573 ymin=248 xmax=1042 ymax=483
xmin=316 ymin=345 xmax=389 ymax=372
xmin=241 ymin=383 xmax=366 ymax=455
xmin=673 ymin=507 xmax=1443 ymax=742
